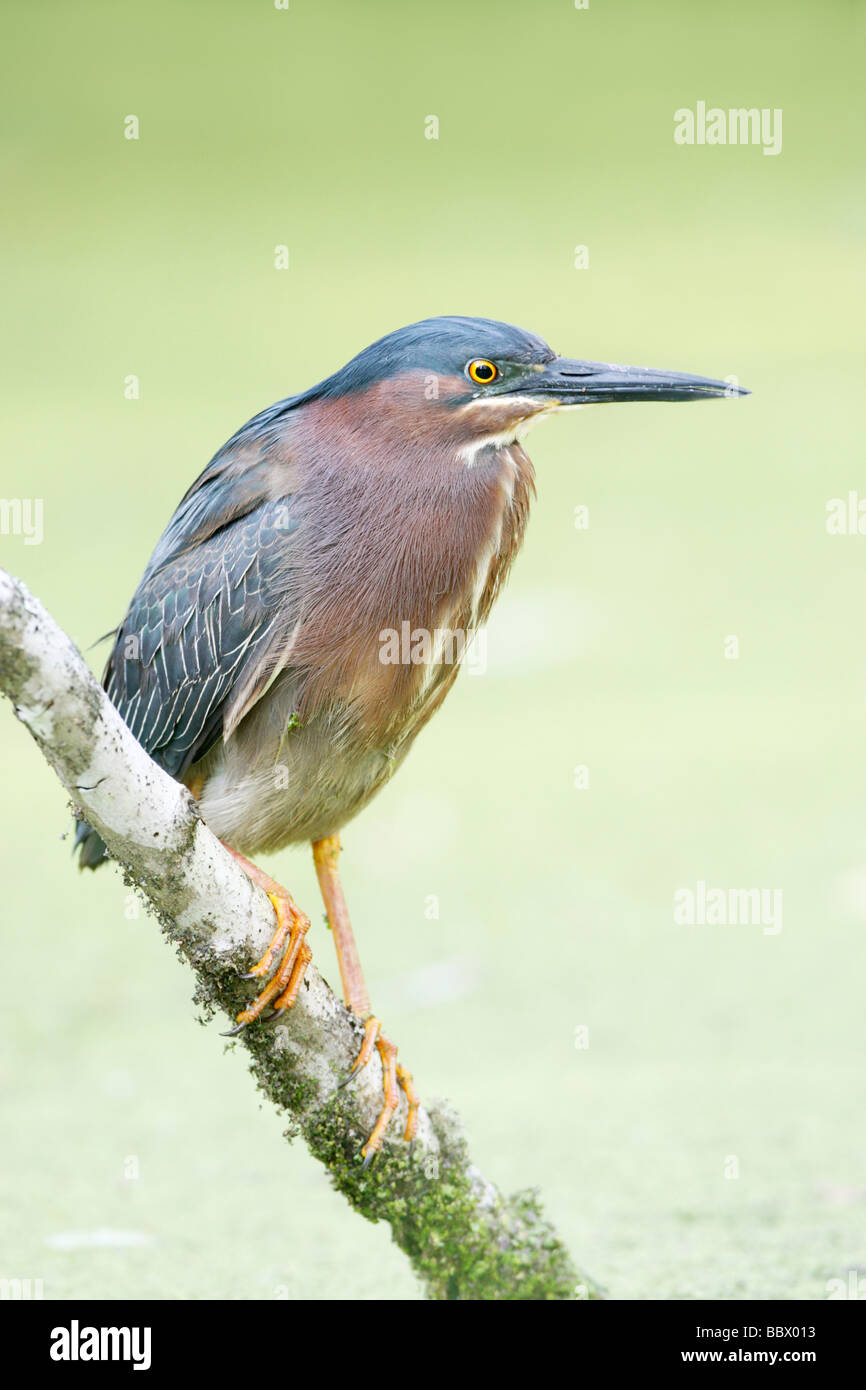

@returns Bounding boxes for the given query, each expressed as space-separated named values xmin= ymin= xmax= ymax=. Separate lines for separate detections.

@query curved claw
xmin=221 ymin=1004 xmax=284 ymax=1037
xmin=220 ymin=1019 xmax=249 ymax=1038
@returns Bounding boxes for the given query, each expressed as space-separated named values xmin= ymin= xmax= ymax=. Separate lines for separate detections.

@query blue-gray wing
xmin=103 ymin=496 xmax=299 ymax=777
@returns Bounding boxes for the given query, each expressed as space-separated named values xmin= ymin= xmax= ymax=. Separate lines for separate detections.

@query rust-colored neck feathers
xmin=278 ymin=373 xmax=538 ymax=740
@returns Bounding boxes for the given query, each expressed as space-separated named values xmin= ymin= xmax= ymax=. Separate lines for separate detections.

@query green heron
xmin=75 ymin=316 xmax=747 ymax=1159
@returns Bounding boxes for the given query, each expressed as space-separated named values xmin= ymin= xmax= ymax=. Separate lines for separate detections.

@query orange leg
xmin=221 ymin=845 xmax=311 ymax=1034
xmin=313 ymin=834 xmax=418 ymax=1161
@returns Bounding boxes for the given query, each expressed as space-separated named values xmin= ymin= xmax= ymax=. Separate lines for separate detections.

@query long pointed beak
xmin=520 ymin=357 xmax=749 ymax=403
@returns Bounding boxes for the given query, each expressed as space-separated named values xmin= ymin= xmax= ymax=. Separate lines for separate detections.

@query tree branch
xmin=0 ymin=566 xmax=599 ymax=1301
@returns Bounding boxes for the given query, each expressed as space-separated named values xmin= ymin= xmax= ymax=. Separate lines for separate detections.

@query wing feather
xmin=103 ymin=496 xmax=300 ymax=776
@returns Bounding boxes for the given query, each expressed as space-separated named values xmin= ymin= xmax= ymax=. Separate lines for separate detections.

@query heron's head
xmin=313 ymin=315 xmax=748 ymax=456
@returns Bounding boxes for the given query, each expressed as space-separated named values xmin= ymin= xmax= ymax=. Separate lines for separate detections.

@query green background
xmin=2 ymin=0 xmax=865 ymax=1299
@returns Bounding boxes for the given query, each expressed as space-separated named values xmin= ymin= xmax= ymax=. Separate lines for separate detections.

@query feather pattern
xmin=104 ymin=496 xmax=301 ymax=777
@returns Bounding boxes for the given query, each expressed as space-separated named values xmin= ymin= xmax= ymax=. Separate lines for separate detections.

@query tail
xmin=74 ymin=818 xmax=109 ymax=869
xmin=74 ymin=628 xmax=119 ymax=869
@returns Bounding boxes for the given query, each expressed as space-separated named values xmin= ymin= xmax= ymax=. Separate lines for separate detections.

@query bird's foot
xmin=342 ymin=1016 xmax=419 ymax=1164
xmin=220 ymin=847 xmax=312 ymax=1034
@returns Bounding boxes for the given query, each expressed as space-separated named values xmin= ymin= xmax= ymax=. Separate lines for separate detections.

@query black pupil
xmin=475 ymin=362 xmax=493 ymax=380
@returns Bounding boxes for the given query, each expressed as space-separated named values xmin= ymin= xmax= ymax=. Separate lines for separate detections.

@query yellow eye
xmin=467 ymin=358 xmax=498 ymax=385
